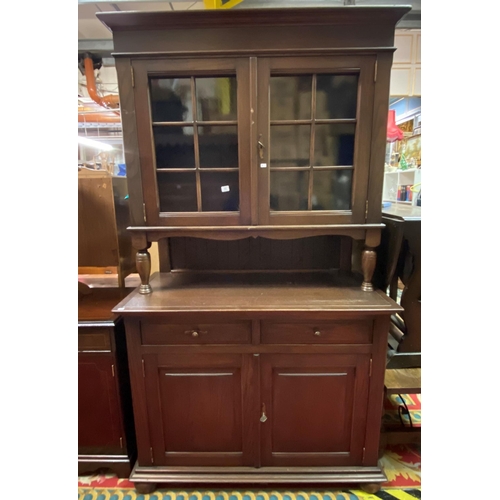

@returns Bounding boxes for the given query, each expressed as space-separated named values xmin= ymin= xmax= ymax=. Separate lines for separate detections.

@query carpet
xmin=383 ymin=394 xmax=421 ymax=429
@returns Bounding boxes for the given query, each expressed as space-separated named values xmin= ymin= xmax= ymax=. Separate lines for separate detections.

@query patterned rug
xmin=383 ymin=394 xmax=421 ymax=429
xmin=77 ymin=489 xmax=421 ymax=500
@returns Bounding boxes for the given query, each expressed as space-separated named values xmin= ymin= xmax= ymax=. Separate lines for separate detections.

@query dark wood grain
xmin=97 ymin=7 xmax=411 ymax=32
xmin=260 ymin=353 xmax=368 ymax=466
xmin=169 ymin=236 xmax=342 ymax=271
xmin=113 ymin=272 xmax=402 ymax=315
xmin=115 ymin=58 xmax=145 ymax=227
xmin=261 ymin=320 xmax=373 ymax=345
xmin=141 ymin=321 xmax=252 ymax=345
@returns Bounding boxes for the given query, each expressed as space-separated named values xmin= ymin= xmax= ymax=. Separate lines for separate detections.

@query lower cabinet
xmin=122 ymin=314 xmax=392 ymax=490
xmin=142 ymin=351 xmax=370 ymax=468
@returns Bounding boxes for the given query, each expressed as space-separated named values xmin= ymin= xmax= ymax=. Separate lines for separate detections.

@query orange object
xmin=78 ymin=113 xmax=121 ymax=123
xmin=84 ymin=56 xmax=120 ymax=109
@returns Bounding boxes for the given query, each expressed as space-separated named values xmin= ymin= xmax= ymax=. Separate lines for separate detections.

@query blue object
xmin=117 ymin=163 xmax=126 ymax=176
xmin=382 ymin=201 xmax=392 ymax=209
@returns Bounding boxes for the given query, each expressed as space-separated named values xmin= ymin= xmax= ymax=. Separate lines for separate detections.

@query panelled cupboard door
xmin=132 ymin=58 xmax=252 ymax=226
xmin=78 ymin=354 xmax=124 ymax=454
xmin=257 ymin=56 xmax=376 ymax=225
xmin=260 ymin=353 xmax=370 ymax=466
xmin=143 ymin=353 xmax=258 ymax=466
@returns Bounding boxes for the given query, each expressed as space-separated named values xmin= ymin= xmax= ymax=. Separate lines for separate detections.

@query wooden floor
xmin=385 ymin=368 xmax=421 ymax=395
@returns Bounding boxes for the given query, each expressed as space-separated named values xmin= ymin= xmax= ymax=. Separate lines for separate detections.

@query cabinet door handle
xmin=260 ymin=403 xmax=268 ymax=423
xmin=258 ymin=135 xmax=265 ymax=160
xmin=314 ymin=330 xmax=321 ymax=336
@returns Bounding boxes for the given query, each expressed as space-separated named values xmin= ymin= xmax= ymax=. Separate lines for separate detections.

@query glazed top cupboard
xmin=97 ymin=6 xmax=410 ymax=293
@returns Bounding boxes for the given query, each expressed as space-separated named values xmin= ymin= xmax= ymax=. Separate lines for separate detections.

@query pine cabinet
xmin=97 ymin=5 xmax=409 ymax=493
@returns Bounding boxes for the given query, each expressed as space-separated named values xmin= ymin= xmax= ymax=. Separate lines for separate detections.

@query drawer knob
xmin=314 ymin=330 xmax=321 ymax=336
xmin=184 ymin=329 xmax=208 ymax=337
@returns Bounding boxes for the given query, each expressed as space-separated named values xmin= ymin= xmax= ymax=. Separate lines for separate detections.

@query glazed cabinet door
xmin=143 ymin=353 xmax=258 ymax=466
xmin=78 ymin=354 xmax=124 ymax=454
xmin=132 ymin=58 xmax=252 ymax=226
xmin=260 ymin=353 xmax=371 ymax=466
xmin=257 ymin=56 xmax=376 ymax=225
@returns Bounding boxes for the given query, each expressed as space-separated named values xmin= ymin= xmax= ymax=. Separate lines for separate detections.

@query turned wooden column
xmin=136 ymin=246 xmax=152 ymax=294
xmin=361 ymin=247 xmax=377 ymax=292
xmin=131 ymin=234 xmax=153 ymax=294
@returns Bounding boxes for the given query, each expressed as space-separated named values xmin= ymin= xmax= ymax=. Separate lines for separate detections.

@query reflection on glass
xmin=153 ymin=126 xmax=195 ymax=168
xmin=270 ymin=171 xmax=308 ymax=211
xmin=196 ymin=77 xmax=237 ymax=122
xmin=157 ymin=172 xmax=197 ymax=212
xmin=312 ymin=170 xmax=353 ymax=211
xmin=316 ymin=74 xmax=358 ymax=119
xmin=314 ymin=124 xmax=355 ymax=166
xmin=270 ymin=76 xmax=312 ymax=120
xmin=200 ymin=171 xmax=239 ymax=212
xmin=150 ymin=78 xmax=192 ymax=122
xmin=270 ymin=125 xmax=310 ymax=167
xmin=199 ymin=126 xmax=238 ymax=168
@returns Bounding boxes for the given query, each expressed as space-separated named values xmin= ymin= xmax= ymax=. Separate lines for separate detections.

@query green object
xmin=399 ymin=152 xmax=408 ymax=170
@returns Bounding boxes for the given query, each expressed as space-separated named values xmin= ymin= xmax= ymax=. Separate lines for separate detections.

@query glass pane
xmin=196 ymin=77 xmax=237 ymax=121
xmin=199 ymin=126 xmax=238 ymax=168
xmin=316 ymin=74 xmax=358 ymax=119
xmin=157 ymin=172 xmax=197 ymax=212
xmin=312 ymin=170 xmax=353 ymax=211
xmin=314 ymin=124 xmax=355 ymax=166
xmin=270 ymin=125 xmax=310 ymax=168
xmin=153 ymin=126 xmax=195 ymax=168
xmin=270 ymin=76 xmax=312 ymax=120
xmin=200 ymin=171 xmax=239 ymax=212
xmin=150 ymin=78 xmax=193 ymax=122
xmin=270 ymin=171 xmax=308 ymax=211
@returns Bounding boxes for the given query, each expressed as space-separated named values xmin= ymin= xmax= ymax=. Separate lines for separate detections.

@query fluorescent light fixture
xmin=78 ymin=136 xmax=114 ymax=151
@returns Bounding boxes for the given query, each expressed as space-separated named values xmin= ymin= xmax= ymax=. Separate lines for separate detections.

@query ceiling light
xmin=78 ymin=136 xmax=114 ymax=151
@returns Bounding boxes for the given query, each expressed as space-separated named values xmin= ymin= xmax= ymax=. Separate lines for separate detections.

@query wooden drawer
xmin=78 ymin=327 xmax=112 ymax=351
xmin=261 ymin=320 xmax=372 ymax=344
xmin=141 ymin=322 xmax=252 ymax=345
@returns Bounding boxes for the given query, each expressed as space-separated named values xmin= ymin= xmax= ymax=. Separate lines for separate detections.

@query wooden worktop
xmin=113 ymin=271 xmax=402 ymax=316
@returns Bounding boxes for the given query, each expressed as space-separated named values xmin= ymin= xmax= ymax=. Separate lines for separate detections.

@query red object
xmin=387 ymin=110 xmax=404 ymax=142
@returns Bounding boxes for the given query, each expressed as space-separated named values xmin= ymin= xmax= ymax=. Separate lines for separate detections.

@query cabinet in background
xmin=78 ymin=287 xmax=136 ymax=477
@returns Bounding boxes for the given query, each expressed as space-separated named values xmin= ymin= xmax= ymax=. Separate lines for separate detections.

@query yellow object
xmin=203 ymin=0 xmax=244 ymax=9
xmin=217 ymin=77 xmax=231 ymax=115
xmin=410 ymin=183 xmax=421 ymax=192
